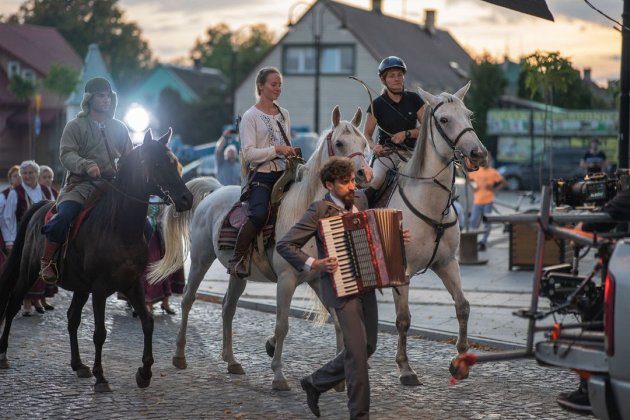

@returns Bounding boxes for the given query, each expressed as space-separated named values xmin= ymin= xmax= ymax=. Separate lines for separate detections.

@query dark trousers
xmin=246 ymin=171 xmax=282 ymax=228
xmin=309 ymin=290 xmax=378 ymax=420
xmin=41 ymin=200 xmax=83 ymax=243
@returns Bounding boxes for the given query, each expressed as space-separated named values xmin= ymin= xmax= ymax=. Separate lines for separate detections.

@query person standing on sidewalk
xmin=277 ymin=157 xmax=409 ymax=419
xmin=468 ymin=154 xmax=506 ymax=251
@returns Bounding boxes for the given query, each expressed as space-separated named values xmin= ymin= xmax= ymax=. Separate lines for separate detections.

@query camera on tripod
xmin=552 ymin=172 xmax=620 ymax=208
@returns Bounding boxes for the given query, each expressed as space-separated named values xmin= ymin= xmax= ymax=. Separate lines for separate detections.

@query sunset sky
xmin=1 ymin=0 xmax=624 ymax=85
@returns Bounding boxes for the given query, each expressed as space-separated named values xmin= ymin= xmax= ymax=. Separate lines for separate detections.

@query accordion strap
xmin=398 ymin=183 xmax=457 ymax=274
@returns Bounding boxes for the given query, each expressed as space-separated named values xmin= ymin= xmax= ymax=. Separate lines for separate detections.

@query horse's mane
xmin=88 ymin=146 xmax=146 ymax=235
xmin=279 ymin=128 xmax=330 ymax=223
xmin=402 ymin=105 xmax=430 ymax=179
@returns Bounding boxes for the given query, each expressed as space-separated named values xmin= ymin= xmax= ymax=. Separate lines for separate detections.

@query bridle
xmin=324 ymin=129 xmax=366 ymax=161
xmin=94 ymin=145 xmax=176 ymax=206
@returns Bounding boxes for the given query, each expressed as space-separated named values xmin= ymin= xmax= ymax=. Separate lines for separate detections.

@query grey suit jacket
xmin=276 ymin=191 xmax=369 ymax=309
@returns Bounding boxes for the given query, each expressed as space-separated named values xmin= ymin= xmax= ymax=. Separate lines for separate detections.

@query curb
xmin=195 ymin=291 xmax=525 ymax=352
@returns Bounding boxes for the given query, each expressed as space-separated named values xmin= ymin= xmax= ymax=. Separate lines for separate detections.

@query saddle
xmin=42 ymin=187 xmax=105 ymax=284
xmin=219 ymin=156 xmax=302 ymax=281
xmin=372 ymin=169 xmax=399 ymax=209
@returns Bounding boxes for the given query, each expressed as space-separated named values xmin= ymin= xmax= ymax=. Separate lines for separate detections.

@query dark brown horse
xmin=0 ymin=129 xmax=193 ymax=392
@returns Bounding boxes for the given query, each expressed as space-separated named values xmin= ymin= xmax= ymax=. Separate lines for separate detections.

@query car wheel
xmin=505 ymin=176 xmax=521 ymax=191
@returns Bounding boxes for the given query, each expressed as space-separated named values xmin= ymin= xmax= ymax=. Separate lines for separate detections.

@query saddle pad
xmin=218 ymin=202 xmax=275 ymax=250
xmin=44 ymin=203 xmax=96 ymax=241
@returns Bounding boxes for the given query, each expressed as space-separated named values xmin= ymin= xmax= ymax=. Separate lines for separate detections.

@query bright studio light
xmin=124 ymin=104 xmax=150 ymax=132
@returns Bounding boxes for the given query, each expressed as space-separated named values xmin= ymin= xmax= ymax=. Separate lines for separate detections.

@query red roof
xmin=0 ymin=23 xmax=82 ymax=75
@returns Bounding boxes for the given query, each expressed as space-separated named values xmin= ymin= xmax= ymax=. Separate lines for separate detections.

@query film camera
xmin=540 ymin=264 xmax=600 ymax=316
xmin=552 ymin=170 xmax=630 ymax=208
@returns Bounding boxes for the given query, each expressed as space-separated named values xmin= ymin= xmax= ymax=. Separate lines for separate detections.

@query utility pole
xmin=619 ymin=0 xmax=630 ymax=169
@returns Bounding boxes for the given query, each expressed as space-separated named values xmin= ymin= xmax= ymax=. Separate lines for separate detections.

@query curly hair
xmin=319 ymin=157 xmax=355 ymax=187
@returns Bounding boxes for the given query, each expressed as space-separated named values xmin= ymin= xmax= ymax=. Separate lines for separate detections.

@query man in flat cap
xmin=40 ymin=77 xmax=133 ymax=283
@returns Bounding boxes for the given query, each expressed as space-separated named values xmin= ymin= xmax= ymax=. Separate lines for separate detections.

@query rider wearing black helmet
xmin=364 ymin=56 xmax=425 ymax=203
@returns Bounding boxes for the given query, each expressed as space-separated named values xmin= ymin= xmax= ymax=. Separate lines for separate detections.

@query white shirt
xmin=240 ymin=105 xmax=291 ymax=173
xmin=304 ymin=193 xmax=358 ymax=271
xmin=2 ymin=182 xmax=45 ymax=245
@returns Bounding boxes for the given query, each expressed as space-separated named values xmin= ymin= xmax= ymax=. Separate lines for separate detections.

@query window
xmin=283 ymin=45 xmax=355 ymax=75
xmin=21 ymin=68 xmax=36 ymax=83
xmin=7 ymin=61 xmax=20 ymax=79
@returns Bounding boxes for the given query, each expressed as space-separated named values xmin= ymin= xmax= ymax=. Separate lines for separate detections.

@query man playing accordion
xmin=277 ymin=156 xmax=409 ymax=419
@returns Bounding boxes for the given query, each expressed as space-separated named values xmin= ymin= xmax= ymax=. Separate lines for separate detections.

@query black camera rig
xmin=552 ymin=171 xmax=625 ymax=208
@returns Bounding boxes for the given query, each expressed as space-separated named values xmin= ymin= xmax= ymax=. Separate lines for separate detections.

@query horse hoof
xmin=172 ymin=356 xmax=187 ymax=370
xmin=271 ymin=379 xmax=290 ymax=391
xmin=265 ymin=340 xmax=275 ymax=358
xmin=0 ymin=359 xmax=8 ymax=369
xmin=227 ymin=363 xmax=245 ymax=375
xmin=93 ymin=381 xmax=112 ymax=393
xmin=333 ymin=381 xmax=345 ymax=392
xmin=449 ymin=359 xmax=470 ymax=380
xmin=399 ymin=373 xmax=422 ymax=386
xmin=75 ymin=365 xmax=93 ymax=378
xmin=136 ymin=368 xmax=152 ymax=388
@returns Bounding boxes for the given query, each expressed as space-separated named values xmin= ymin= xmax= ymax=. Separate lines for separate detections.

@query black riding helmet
xmin=378 ymin=56 xmax=407 ymax=77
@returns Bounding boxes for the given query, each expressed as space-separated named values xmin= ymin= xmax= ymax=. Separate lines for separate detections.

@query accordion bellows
xmin=319 ymin=209 xmax=408 ymax=298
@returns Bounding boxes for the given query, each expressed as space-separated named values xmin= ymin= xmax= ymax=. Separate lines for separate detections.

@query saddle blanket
xmin=218 ymin=202 xmax=275 ymax=250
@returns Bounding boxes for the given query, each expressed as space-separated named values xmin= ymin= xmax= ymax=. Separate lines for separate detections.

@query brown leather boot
xmin=39 ymin=240 xmax=61 ymax=285
xmin=228 ymin=220 xmax=259 ymax=278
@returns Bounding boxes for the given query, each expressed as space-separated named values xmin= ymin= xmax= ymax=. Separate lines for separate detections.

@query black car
xmin=497 ymin=148 xmax=586 ymax=191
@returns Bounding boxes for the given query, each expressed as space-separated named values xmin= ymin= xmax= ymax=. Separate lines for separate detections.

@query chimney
xmin=424 ymin=9 xmax=436 ymax=35
xmin=583 ymin=67 xmax=592 ymax=82
xmin=371 ymin=0 xmax=382 ymax=14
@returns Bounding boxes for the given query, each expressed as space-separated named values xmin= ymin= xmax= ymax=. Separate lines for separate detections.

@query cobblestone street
xmin=1 ymin=290 xmax=587 ymax=419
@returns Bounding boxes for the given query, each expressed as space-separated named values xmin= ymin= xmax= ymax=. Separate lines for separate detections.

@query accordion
xmin=318 ymin=209 xmax=408 ymax=298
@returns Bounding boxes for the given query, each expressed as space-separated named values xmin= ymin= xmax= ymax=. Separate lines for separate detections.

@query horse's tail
xmin=0 ymin=200 xmax=49 ymax=323
xmin=304 ymin=285 xmax=330 ymax=325
xmin=148 ymin=177 xmax=222 ymax=284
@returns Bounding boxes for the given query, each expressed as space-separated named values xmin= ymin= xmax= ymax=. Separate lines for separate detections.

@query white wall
xmin=234 ymin=2 xmax=382 ymax=134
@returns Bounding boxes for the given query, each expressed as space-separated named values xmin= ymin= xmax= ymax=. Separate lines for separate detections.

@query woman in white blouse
xmin=229 ymin=67 xmax=297 ymax=278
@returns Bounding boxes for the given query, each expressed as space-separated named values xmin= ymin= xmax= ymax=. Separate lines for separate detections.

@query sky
xmin=1 ymin=0 xmax=624 ymax=85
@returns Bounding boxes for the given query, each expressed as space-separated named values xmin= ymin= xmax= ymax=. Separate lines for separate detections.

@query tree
xmin=43 ymin=64 xmax=79 ymax=102
xmin=8 ymin=74 xmax=36 ymax=102
xmin=7 ymin=0 xmax=152 ymax=92
xmin=467 ymin=53 xmax=507 ymax=148
xmin=190 ymin=23 xmax=274 ymax=95
xmin=517 ymin=51 xmax=596 ymax=110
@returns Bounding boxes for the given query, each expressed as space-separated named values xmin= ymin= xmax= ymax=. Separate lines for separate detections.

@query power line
xmin=583 ymin=0 xmax=630 ymax=31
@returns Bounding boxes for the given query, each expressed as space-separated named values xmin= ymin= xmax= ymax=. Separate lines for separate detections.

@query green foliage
xmin=9 ymin=0 xmax=152 ymax=92
xmin=518 ymin=51 xmax=606 ymax=109
xmin=43 ymin=64 xmax=80 ymax=99
xmin=8 ymin=74 xmax=36 ymax=102
xmin=467 ymin=53 xmax=507 ymax=143
xmin=190 ymin=23 xmax=274 ymax=92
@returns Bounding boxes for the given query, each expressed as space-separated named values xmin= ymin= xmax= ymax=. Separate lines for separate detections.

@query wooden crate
xmin=508 ymin=222 xmax=571 ymax=270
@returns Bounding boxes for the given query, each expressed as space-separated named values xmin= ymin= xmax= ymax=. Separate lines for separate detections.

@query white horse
xmin=378 ymin=82 xmax=488 ymax=385
xmin=149 ymin=106 xmax=372 ymax=391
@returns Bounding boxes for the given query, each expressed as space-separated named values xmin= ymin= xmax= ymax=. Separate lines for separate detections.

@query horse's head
xmin=139 ymin=128 xmax=193 ymax=211
xmin=418 ymin=82 xmax=487 ymax=171
xmin=324 ymin=106 xmax=373 ymax=187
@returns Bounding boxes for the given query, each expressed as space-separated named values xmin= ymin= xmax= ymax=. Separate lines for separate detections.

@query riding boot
xmin=228 ymin=219 xmax=259 ymax=278
xmin=39 ymin=240 xmax=61 ymax=285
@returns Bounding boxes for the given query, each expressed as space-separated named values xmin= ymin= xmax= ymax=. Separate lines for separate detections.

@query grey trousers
xmin=308 ymin=290 xmax=378 ymax=420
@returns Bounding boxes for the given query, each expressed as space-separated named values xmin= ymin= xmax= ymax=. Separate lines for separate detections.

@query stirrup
xmin=227 ymin=255 xmax=250 ymax=279
xmin=39 ymin=259 xmax=58 ymax=285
